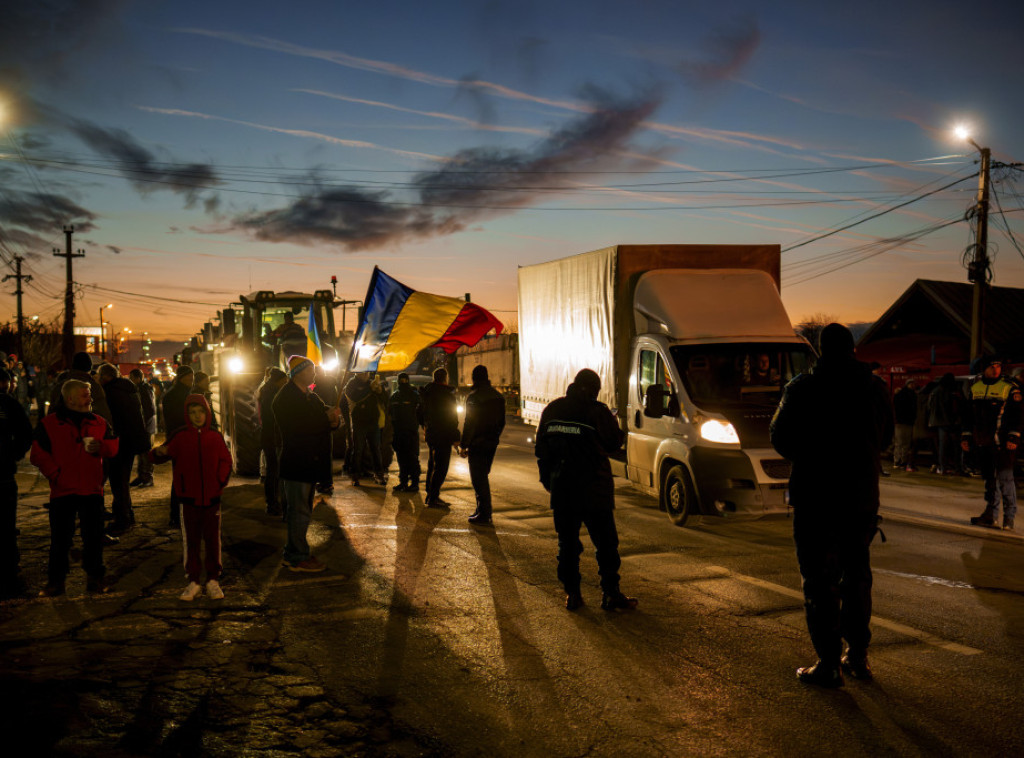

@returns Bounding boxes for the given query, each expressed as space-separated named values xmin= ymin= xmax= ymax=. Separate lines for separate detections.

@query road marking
xmin=707 ymin=566 xmax=983 ymax=656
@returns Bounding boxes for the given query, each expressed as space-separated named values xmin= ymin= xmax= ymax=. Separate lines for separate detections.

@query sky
xmin=1 ymin=0 xmax=1023 ymax=347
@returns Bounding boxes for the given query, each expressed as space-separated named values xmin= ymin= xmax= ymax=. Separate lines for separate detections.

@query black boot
xmin=601 ymin=592 xmax=638 ymax=611
xmin=797 ymin=660 xmax=844 ymax=688
xmin=970 ymin=508 xmax=997 ymax=527
xmin=840 ymin=651 xmax=873 ymax=681
xmin=565 ymin=592 xmax=584 ymax=611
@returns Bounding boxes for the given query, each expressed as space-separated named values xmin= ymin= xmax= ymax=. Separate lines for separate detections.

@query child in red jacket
xmin=152 ymin=394 xmax=232 ymax=601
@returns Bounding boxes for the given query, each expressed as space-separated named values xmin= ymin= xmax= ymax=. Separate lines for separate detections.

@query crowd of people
xmin=889 ymin=358 xmax=1021 ymax=530
xmin=2 ymin=335 xmax=1020 ymax=692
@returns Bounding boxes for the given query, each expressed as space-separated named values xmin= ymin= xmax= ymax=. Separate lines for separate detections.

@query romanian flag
xmin=306 ymin=304 xmax=323 ymax=364
xmin=349 ymin=267 xmax=503 ymax=372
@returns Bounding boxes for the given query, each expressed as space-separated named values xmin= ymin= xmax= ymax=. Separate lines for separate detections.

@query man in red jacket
xmin=151 ymin=394 xmax=232 ymax=601
xmin=31 ymin=379 xmax=119 ymax=597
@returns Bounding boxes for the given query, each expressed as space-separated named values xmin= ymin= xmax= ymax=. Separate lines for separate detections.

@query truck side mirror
xmin=643 ymin=385 xmax=666 ymax=419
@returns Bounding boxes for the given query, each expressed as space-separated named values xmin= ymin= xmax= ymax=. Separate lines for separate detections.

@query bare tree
xmin=795 ymin=312 xmax=840 ymax=348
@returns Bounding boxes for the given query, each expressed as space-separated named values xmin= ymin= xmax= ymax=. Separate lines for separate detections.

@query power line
xmin=781 ymin=173 xmax=977 ymax=254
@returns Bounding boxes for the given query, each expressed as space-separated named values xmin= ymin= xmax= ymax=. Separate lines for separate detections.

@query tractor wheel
xmin=230 ymin=386 xmax=261 ymax=476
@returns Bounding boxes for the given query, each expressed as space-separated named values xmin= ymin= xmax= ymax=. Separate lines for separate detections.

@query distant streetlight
xmin=955 ymin=126 xmax=991 ymax=361
xmin=99 ymin=303 xmax=113 ymax=360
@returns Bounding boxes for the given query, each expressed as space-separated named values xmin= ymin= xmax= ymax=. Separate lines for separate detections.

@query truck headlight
xmin=228 ymin=357 xmax=244 ymax=374
xmin=699 ymin=419 xmax=740 ymax=445
xmin=322 ymin=357 xmax=339 ymax=372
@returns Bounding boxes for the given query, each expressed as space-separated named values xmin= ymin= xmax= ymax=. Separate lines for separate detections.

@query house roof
xmin=857 ymin=279 xmax=1024 ymax=360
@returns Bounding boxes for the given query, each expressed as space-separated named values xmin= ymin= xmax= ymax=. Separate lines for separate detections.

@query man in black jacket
xmin=344 ymin=372 xmax=384 ymax=486
xmin=257 ymin=368 xmax=289 ymax=516
xmin=461 ymin=365 xmax=505 ymax=525
xmin=390 ymin=373 xmax=421 ymax=493
xmin=273 ymin=357 xmax=341 ymax=572
xmin=98 ymin=364 xmax=149 ymax=534
xmin=535 ymin=368 xmax=637 ymax=612
xmin=419 ymin=368 xmax=460 ymax=508
xmin=770 ymin=323 xmax=894 ymax=688
xmin=0 ymin=368 xmax=33 ymax=597
xmin=161 ymin=365 xmax=194 ymax=527
xmin=128 ymin=368 xmax=156 ymax=487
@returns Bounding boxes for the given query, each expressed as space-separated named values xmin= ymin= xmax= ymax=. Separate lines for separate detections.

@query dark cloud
xmin=62 ymin=117 xmax=221 ymax=205
xmin=0 ymin=192 xmax=97 ymax=253
xmin=232 ymin=92 xmax=661 ymax=251
xmin=0 ymin=192 xmax=97 ymax=233
xmin=678 ymin=17 xmax=760 ymax=86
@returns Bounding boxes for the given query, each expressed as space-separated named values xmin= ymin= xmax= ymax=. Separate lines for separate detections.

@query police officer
xmin=461 ymin=365 xmax=506 ymax=526
xmin=535 ymin=368 xmax=637 ymax=612
xmin=390 ymin=373 xmax=422 ymax=492
xmin=963 ymin=357 xmax=1021 ymax=530
xmin=770 ymin=323 xmax=894 ymax=687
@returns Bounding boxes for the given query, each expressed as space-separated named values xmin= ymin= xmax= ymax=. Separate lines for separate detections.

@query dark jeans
xmin=1 ymin=479 xmax=18 ymax=583
xmin=393 ymin=429 xmax=421 ymax=486
xmin=47 ymin=494 xmax=106 ymax=584
xmin=978 ymin=445 xmax=1018 ymax=520
xmin=468 ymin=444 xmax=498 ymax=516
xmin=793 ymin=507 xmax=877 ymax=664
xmin=351 ymin=424 xmax=383 ymax=478
xmin=425 ymin=441 xmax=452 ymax=500
xmin=106 ymin=452 xmax=135 ymax=524
xmin=135 ymin=452 xmax=154 ymax=482
xmin=552 ymin=498 xmax=622 ymax=595
xmin=281 ymin=479 xmax=315 ymax=565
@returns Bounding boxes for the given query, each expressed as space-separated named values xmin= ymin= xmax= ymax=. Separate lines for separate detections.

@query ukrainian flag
xmin=307 ymin=305 xmax=323 ymax=364
xmin=349 ymin=267 xmax=503 ymax=372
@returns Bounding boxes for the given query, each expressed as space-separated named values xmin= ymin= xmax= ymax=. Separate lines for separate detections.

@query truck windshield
xmin=669 ymin=343 xmax=814 ymax=410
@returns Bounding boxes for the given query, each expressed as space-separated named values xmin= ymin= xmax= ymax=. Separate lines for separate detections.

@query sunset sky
xmin=1 ymin=0 xmax=1022 ymax=344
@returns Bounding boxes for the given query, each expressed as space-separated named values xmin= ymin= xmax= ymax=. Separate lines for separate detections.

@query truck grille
xmin=760 ymin=459 xmax=792 ymax=479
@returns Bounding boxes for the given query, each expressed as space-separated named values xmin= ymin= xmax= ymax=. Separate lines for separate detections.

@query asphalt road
xmin=1 ymin=425 xmax=1021 ymax=756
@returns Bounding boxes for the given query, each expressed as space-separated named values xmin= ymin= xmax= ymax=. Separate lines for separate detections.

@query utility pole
xmin=967 ymin=142 xmax=991 ymax=362
xmin=2 ymin=256 xmax=32 ymax=361
xmin=53 ymin=226 xmax=85 ymax=369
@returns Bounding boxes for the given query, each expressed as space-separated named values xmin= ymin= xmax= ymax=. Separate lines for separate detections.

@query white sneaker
xmin=206 ymin=580 xmax=225 ymax=600
xmin=180 ymin=581 xmax=202 ymax=601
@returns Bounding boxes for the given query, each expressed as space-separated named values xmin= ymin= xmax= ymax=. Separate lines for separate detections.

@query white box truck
xmin=518 ymin=244 xmax=813 ymax=525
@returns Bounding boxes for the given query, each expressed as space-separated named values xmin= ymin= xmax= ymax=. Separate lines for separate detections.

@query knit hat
xmin=288 ymin=355 xmax=314 ymax=378
xmin=72 ymin=351 xmax=93 ymax=372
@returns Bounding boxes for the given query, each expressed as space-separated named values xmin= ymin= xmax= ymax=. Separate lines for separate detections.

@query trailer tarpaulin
xmin=518 ymin=249 xmax=617 ymax=422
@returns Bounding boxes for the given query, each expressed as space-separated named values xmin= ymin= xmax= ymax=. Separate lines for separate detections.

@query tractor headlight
xmin=699 ymin=419 xmax=740 ymax=445
xmin=228 ymin=357 xmax=244 ymax=374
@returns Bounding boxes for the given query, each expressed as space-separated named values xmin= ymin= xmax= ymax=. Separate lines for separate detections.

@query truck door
xmin=626 ymin=346 xmax=677 ymax=494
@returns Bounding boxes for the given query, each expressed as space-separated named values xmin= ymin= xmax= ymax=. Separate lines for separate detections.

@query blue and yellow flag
xmin=306 ymin=305 xmax=323 ymax=364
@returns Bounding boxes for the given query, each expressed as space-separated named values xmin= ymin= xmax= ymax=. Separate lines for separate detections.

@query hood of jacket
xmin=183 ymin=393 xmax=214 ymax=431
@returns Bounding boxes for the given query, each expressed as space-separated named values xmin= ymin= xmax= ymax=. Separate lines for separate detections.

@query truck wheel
xmin=663 ymin=465 xmax=696 ymax=527
xmin=231 ymin=387 xmax=261 ymax=477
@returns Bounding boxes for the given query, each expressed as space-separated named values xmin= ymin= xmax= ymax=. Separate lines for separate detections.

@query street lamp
xmin=955 ymin=126 xmax=991 ymax=362
xmin=99 ymin=303 xmax=113 ymax=360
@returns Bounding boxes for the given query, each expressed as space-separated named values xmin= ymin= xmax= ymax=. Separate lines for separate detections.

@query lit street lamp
xmin=954 ymin=125 xmax=991 ymax=362
xmin=99 ymin=303 xmax=113 ymax=361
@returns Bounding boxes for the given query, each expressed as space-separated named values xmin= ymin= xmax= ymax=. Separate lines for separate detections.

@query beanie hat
xmin=573 ymin=368 xmax=601 ymax=398
xmin=818 ymin=323 xmax=855 ymax=357
xmin=72 ymin=351 xmax=93 ymax=372
xmin=288 ymin=355 xmax=314 ymax=378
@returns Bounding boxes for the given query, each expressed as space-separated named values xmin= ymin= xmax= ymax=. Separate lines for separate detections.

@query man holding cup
xmin=31 ymin=379 xmax=119 ymax=596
